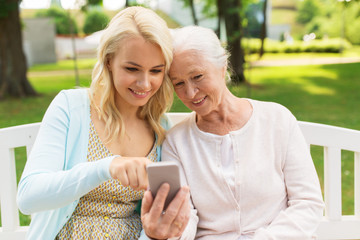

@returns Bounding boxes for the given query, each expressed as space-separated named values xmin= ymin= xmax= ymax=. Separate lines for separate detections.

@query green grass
xmin=1 ymin=57 xmax=359 ymax=226
xmin=29 ymin=58 xmax=97 ymax=72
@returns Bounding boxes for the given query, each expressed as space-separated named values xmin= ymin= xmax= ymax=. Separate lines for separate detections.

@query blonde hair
xmin=89 ymin=6 xmax=173 ymax=145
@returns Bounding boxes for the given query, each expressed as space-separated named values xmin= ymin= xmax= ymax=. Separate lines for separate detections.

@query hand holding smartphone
xmin=146 ymin=161 xmax=181 ymax=210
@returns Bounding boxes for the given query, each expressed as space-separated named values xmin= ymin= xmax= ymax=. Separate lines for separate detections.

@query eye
xmin=193 ymin=74 xmax=203 ymax=80
xmin=126 ymin=67 xmax=138 ymax=72
xmin=173 ymin=81 xmax=184 ymax=88
xmin=150 ymin=69 xmax=163 ymax=74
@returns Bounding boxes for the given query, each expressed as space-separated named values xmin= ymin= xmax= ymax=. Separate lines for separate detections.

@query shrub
xmin=83 ymin=10 xmax=109 ymax=35
xmin=35 ymin=7 xmax=78 ymax=35
xmin=242 ymin=38 xmax=352 ymax=54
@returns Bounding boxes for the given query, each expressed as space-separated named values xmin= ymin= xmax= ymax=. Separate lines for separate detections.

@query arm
xmin=17 ymin=91 xmax=114 ymax=214
xmin=253 ymin=120 xmax=325 ymax=239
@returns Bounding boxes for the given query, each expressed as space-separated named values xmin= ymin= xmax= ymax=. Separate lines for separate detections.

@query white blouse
xmin=162 ymin=99 xmax=324 ymax=240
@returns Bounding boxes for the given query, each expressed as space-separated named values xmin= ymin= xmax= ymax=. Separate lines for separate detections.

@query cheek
xmin=152 ymin=74 xmax=165 ymax=91
xmin=174 ymin=88 xmax=186 ymax=101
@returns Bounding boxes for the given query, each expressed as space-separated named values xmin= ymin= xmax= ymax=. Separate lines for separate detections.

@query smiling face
xmin=108 ymin=36 xmax=165 ymax=111
xmin=169 ymin=50 xmax=227 ymax=117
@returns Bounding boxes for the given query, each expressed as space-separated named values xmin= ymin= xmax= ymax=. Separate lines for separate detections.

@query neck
xmin=196 ymin=91 xmax=252 ymax=135
xmin=92 ymin=92 xmax=141 ymax=122
xmin=198 ymin=89 xmax=237 ymax=123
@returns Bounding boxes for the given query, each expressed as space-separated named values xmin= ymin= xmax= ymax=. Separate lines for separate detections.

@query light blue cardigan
xmin=17 ymin=89 xmax=169 ymax=239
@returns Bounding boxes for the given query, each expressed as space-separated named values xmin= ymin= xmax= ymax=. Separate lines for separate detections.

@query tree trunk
xmin=0 ymin=0 xmax=37 ymax=99
xmin=215 ymin=0 xmax=224 ymax=38
xmin=259 ymin=0 xmax=268 ymax=58
xmin=189 ymin=0 xmax=198 ymax=25
xmin=223 ymin=0 xmax=246 ymax=84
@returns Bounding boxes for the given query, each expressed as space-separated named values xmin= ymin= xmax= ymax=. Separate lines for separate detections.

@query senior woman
xmin=142 ymin=25 xmax=325 ymax=240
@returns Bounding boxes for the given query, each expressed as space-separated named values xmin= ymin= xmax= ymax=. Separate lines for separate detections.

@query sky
xmin=20 ymin=0 xmax=127 ymax=10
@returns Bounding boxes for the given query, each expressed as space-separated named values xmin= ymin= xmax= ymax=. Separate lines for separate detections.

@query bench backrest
xmin=1 ymin=112 xmax=360 ymax=240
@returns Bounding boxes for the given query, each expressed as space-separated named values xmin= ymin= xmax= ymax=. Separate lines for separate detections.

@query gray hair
xmin=171 ymin=25 xmax=229 ymax=70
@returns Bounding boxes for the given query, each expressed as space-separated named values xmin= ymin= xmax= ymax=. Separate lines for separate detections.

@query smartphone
xmin=147 ymin=161 xmax=181 ymax=210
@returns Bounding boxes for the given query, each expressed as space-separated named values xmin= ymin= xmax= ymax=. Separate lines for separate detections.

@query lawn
xmin=1 ymin=56 xmax=359 ymax=226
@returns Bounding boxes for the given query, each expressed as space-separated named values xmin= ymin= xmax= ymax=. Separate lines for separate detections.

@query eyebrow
xmin=170 ymin=68 xmax=203 ymax=82
xmin=126 ymin=61 xmax=165 ymax=68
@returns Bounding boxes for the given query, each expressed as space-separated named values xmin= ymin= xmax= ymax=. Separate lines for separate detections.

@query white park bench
xmin=0 ymin=112 xmax=360 ymax=240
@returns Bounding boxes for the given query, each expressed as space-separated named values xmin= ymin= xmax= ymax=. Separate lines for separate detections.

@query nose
xmin=136 ymin=73 xmax=151 ymax=89
xmin=185 ymin=82 xmax=198 ymax=99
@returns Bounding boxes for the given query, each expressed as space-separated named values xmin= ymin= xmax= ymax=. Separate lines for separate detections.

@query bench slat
xmin=0 ymin=148 xmax=20 ymax=231
xmin=355 ymin=152 xmax=360 ymax=217
xmin=0 ymin=227 xmax=28 ymax=240
xmin=324 ymin=147 xmax=342 ymax=220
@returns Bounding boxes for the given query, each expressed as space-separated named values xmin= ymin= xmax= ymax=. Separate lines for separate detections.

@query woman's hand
xmin=141 ymin=183 xmax=190 ymax=239
xmin=109 ymin=156 xmax=152 ymax=190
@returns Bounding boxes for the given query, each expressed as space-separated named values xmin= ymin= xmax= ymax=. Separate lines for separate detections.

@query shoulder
xmin=43 ymin=88 xmax=89 ymax=123
xmin=57 ymin=88 xmax=88 ymax=105
xmin=166 ymin=112 xmax=195 ymax=138
xmin=250 ymin=99 xmax=296 ymax=121
xmin=51 ymin=88 xmax=89 ymax=112
xmin=247 ymin=99 xmax=298 ymax=134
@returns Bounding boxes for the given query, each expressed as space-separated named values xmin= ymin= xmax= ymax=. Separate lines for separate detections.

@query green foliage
xmin=302 ymin=0 xmax=360 ymax=45
xmin=244 ymin=1 xmax=263 ymax=38
xmin=243 ymin=38 xmax=352 ymax=54
xmin=83 ymin=10 xmax=109 ymax=34
xmin=296 ymin=0 xmax=321 ymax=24
xmin=347 ymin=17 xmax=360 ymax=45
xmin=35 ymin=7 xmax=78 ymax=35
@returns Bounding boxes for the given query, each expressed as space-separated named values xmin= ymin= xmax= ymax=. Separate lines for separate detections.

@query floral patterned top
xmin=56 ymin=121 xmax=157 ymax=239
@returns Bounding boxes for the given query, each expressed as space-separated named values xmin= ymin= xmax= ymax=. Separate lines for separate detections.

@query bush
xmin=35 ymin=7 xmax=78 ymax=35
xmin=83 ymin=11 xmax=109 ymax=35
xmin=242 ymin=38 xmax=352 ymax=54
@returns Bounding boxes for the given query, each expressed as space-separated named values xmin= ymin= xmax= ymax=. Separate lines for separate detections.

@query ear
xmin=221 ymin=65 xmax=227 ymax=79
xmin=106 ymin=57 xmax=112 ymax=72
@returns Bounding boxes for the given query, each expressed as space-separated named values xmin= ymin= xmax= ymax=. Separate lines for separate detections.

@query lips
xmin=129 ymin=88 xmax=151 ymax=98
xmin=192 ymin=96 xmax=206 ymax=105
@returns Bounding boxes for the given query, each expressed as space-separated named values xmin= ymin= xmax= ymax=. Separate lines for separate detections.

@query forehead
xmin=170 ymin=50 xmax=207 ymax=76
xmin=114 ymin=36 xmax=164 ymax=62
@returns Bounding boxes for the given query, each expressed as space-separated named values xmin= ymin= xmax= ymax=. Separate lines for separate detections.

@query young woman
xmin=17 ymin=6 xmax=175 ymax=239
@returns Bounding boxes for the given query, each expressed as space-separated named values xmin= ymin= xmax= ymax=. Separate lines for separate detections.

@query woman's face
xmin=108 ymin=36 xmax=165 ymax=111
xmin=169 ymin=50 xmax=226 ymax=117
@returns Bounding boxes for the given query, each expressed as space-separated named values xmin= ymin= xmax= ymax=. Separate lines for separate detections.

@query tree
xmin=189 ymin=0 xmax=199 ymax=25
xmin=182 ymin=0 xmax=199 ymax=25
xmin=83 ymin=10 xmax=110 ymax=34
xmin=296 ymin=0 xmax=321 ymax=25
xmin=259 ymin=0 xmax=268 ymax=58
xmin=221 ymin=0 xmax=246 ymax=84
xmin=181 ymin=0 xmax=255 ymax=84
xmin=35 ymin=7 xmax=79 ymax=35
xmin=0 ymin=0 xmax=37 ymax=99
xmin=0 ymin=0 xmax=107 ymax=99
